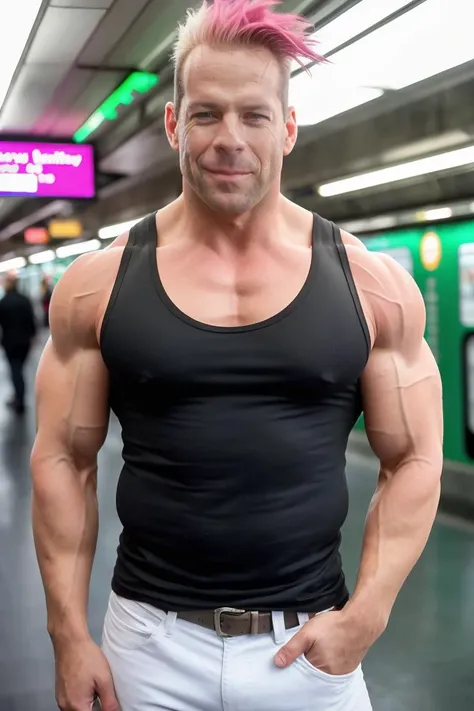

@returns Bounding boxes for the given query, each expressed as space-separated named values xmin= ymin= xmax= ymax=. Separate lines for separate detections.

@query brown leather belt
xmin=176 ymin=607 xmax=318 ymax=638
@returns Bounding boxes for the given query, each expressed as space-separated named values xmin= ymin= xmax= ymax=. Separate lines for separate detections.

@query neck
xmin=178 ymin=183 xmax=285 ymax=252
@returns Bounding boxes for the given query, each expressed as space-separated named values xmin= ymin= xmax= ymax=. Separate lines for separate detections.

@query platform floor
xmin=1 ymin=336 xmax=474 ymax=711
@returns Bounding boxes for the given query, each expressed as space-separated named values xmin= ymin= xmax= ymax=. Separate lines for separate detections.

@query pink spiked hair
xmin=173 ymin=0 xmax=325 ymax=111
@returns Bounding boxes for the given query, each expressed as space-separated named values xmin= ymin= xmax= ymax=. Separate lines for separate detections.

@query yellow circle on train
xmin=420 ymin=231 xmax=442 ymax=271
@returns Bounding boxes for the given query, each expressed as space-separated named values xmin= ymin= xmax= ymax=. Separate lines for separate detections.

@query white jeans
xmin=102 ymin=592 xmax=372 ymax=711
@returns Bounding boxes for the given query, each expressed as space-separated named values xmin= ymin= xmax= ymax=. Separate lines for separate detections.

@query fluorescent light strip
xmin=99 ymin=217 xmax=145 ymax=240
xmin=289 ymin=0 xmax=421 ymax=126
xmin=328 ymin=0 xmax=474 ymax=91
xmin=417 ymin=207 xmax=453 ymax=222
xmin=290 ymin=0 xmax=474 ymax=128
xmin=318 ymin=145 xmax=474 ymax=197
xmin=73 ymin=73 xmax=160 ymax=144
xmin=56 ymin=240 xmax=100 ymax=259
xmin=289 ymin=69 xmax=382 ymax=126
xmin=291 ymin=0 xmax=415 ymax=71
xmin=316 ymin=0 xmax=414 ymax=63
xmin=0 ymin=257 xmax=27 ymax=273
xmin=29 ymin=250 xmax=56 ymax=265
xmin=0 ymin=1 xmax=44 ymax=111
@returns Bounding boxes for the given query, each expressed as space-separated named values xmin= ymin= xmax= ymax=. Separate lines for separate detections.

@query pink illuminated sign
xmin=0 ymin=141 xmax=95 ymax=199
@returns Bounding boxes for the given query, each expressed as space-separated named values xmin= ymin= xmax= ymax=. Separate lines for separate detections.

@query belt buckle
xmin=214 ymin=607 xmax=246 ymax=638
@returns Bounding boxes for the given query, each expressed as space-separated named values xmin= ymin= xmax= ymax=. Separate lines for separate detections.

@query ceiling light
xmin=417 ymin=207 xmax=453 ymax=222
xmin=0 ymin=257 xmax=27 ymax=273
xmin=0 ymin=0 xmax=44 ymax=113
xmin=290 ymin=67 xmax=382 ymax=126
xmin=291 ymin=0 xmax=474 ymax=128
xmin=329 ymin=0 xmax=474 ymax=91
xmin=29 ymin=250 xmax=56 ymax=265
xmin=318 ymin=145 xmax=474 ymax=197
xmin=98 ymin=217 xmax=145 ymax=240
xmin=382 ymin=131 xmax=471 ymax=164
xmin=291 ymin=0 xmax=415 ymax=71
xmin=56 ymin=240 xmax=100 ymax=259
xmin=73 ymin=72 xmax=160 ymax=143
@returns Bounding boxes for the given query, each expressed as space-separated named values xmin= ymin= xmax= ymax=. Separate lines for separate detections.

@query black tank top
xmin=100 ymin=211 xmax=370 ymax=612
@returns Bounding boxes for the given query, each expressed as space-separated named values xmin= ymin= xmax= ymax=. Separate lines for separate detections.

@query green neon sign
xmin=73 ymin=71 xmax=160 ymax=143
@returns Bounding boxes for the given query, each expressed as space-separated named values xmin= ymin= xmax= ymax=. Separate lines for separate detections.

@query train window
xmin=378 ymin=247 xmax=414 ymax=275
xmin=459 ymin=244 xmax=474 ymax=326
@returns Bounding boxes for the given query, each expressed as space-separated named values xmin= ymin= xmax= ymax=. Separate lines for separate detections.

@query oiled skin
xmin=30 ymin=197 xmax=442 ymax=703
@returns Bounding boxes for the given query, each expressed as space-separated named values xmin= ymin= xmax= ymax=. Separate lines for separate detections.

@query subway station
xmin=1 ymin=1 xmax=474 ymax=710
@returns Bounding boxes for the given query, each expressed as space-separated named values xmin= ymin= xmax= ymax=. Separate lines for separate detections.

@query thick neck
xmin=178 ymin=182 xmax=286 ymax=253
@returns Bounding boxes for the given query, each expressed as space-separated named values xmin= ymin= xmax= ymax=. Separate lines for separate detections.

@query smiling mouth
xmin=204 ymin=168 xmax=251 ymax=177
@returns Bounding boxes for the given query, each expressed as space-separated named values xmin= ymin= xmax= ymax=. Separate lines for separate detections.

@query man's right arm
xmin=31 ymin=258 xmax=110 ymax=644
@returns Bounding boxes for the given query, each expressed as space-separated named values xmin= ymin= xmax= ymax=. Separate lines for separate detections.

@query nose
xmin=212 ymin=115 xmax=245 ymax=154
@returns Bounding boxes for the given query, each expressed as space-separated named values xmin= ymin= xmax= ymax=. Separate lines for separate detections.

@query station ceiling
xmin=1 ymin=0 xmax=474 ymax=257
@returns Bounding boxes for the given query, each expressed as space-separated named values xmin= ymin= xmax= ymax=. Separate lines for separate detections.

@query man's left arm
xmin=275 ymin=255 xmax=443 ymax=673
xmin=344 ymin=262 xmax=443 ymax=637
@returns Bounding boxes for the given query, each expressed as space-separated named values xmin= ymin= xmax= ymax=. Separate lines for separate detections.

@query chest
xmin=156 ymin=243 xmax=312 ymax=328
xmin=103 ymin=243 xmax=370 ymax=400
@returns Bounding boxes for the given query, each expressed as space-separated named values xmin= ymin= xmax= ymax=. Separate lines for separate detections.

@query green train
xmin=357 ymin=220 xmax=474 ymax=470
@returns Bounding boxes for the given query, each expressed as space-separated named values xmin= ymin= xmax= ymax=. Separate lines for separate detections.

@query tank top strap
xmin=321 ymin=213 xmax=371 ymax=354
xmin=311 ymin=211 xmax=337 ymax=247
xmin=127 ymin=212 xmax=158 ymax=249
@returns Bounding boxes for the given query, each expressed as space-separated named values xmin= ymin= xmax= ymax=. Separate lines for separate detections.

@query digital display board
xmin=0 ymin=141 xmax=95 ymax=199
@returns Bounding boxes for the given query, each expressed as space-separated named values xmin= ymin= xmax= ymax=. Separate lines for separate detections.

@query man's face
xmin=166 ymin=44 xmax=297 ymax=216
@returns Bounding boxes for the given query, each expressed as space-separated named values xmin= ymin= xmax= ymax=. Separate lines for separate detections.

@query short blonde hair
xmin=172 ymin=0 xmax=324 ymax=116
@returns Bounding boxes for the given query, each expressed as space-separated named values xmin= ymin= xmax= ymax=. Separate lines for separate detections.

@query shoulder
xmin=340 ymin=229 xmax=425 ymax=351
xmin=50 ymin=234 xmax=129 ymax=349
xmin=51 ymin=243 xmax=125 ymax=305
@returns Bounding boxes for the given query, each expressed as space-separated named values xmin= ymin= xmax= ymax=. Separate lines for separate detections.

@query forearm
xmin=31 ymin=454 xmax=99 ymax=644
xmin=345 ymin=455 xmax=441 ymax=630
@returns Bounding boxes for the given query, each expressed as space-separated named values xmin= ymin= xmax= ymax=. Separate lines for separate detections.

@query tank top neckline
xmin=145 ymin=212 xmax=320 ymax=334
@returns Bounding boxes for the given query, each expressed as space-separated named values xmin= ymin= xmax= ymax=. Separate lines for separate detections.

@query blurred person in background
xmin=0 ymin=271 xmax=36 ymax=414
xmin=40 ymin=275 xmax=53 ymax=328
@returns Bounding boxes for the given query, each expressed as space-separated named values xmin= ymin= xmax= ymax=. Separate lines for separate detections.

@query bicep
xmin=361 ymin=339 xmax=443 ymax=471
xmin=32 ymin=337 xmax=110 ymax=473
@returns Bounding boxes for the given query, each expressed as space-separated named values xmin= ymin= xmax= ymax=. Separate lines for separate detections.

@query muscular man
xmin=31 ymin=1 xmax=443 ymax=710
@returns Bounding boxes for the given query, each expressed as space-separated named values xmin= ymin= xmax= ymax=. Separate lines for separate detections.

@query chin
xmin=199 ymin=193 xmax=254 ymax=216
xmin=214 ymin=201 xmax=254 ymax=216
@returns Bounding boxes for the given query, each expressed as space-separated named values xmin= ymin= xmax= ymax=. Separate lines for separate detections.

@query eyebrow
xmin=186 ymin=101 xmax=273 ymax=113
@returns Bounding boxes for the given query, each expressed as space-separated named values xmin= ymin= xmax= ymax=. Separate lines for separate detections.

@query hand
xmin=53 ymin=635 xmax=119 ymax=711
xmin=274 ymin=608 xmax=382 ymax=676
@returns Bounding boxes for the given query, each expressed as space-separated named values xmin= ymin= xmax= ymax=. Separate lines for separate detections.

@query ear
xmin=165 ymin=101 xmax=179 ymax=152
xmin=283 ymin=106 xmax=298 ymax=157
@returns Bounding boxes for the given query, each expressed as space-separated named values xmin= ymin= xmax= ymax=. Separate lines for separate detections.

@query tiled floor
xmin=0 ymin=335 xmax=473 ymax=710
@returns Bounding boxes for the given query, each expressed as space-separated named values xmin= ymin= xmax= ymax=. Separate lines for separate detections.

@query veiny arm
xmin=31 ymin=255 xmax=110 ymax=644
xmin=274 ymin=249 xmax=443 ymax=674
xmin=345 ymin=254 xmax=443 ymax=631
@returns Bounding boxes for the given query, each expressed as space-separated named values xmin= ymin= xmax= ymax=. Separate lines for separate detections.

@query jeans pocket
xmin=296 ymin=654 xmax=361 ymax=684
xmin=104 ymin=593 xmax=165 ymax=652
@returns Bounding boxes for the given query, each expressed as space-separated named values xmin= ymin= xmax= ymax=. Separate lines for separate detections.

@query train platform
xmin=0 ymin=338 xmax=473 ymax=711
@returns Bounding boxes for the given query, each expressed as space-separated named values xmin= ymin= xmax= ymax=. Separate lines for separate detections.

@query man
xmin=0 ymin=271 xmax=36 ymax=414
xmin=31 ymin=0 xmax=443 ymax=710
